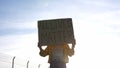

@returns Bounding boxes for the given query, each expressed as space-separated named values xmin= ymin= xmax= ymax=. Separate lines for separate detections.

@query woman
xmin=38 ymin=42 xmax=75 ymax=68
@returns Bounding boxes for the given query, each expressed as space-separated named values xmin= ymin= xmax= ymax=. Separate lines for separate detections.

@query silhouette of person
xmin=38 ymin=40 xmax=76 ymax=68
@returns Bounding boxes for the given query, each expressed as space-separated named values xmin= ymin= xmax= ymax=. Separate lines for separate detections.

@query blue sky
xmin=0 ymin=0 xmax=120 ymax=68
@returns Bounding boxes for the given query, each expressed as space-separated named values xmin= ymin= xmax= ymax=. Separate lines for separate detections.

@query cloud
xmin=68 ymin=8 xmax=120 ymax=68
xmin=88 ymin=10 xmax=120 ymax=33
xmin=0 ymin=33 xmax=40 ymax=61
xmin=0 ymin=21 xmax=37 ymax=35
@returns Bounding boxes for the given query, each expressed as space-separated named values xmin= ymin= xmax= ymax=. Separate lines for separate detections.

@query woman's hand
xmin=72 ymin=39 xmax=76 ymax=49
xmin=38 ymin=42 xmax=43 ymax=51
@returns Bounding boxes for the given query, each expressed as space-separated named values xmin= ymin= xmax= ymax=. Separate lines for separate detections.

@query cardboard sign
xmin=38 ymin=18 xmax=75 ymax=46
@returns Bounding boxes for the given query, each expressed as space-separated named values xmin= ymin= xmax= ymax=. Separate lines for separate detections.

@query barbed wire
xmin=0 ymin=53 xmax=41 ymax=68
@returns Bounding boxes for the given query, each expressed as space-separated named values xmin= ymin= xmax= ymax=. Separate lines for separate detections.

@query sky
xmin=0 ymin=0 xmax=120 ymax=68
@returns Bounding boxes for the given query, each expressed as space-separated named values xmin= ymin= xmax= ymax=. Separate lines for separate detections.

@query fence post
xmin=38 ymin=64 xmax=40 ymax=68
xmin=27 ymin=60 xmax=29 ymax=68
xmin=12 ymin=56 xmax=15 ymax=68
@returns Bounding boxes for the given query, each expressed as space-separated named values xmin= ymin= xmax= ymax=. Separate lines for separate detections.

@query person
xmin=38 ymin=40 xmax=76 ymax=68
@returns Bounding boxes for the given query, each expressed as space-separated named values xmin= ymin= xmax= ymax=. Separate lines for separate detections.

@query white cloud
xmin=0 ymin=33 xmax=37 ymax=55
xmin=67 ymin=8 xmax=120 ymax=68
xmin=1 ymin=21 xmax=37 ymax=30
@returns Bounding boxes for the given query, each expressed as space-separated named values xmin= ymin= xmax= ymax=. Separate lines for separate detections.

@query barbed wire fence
xmin=0 ymin=53 xmax=41 ymax=68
